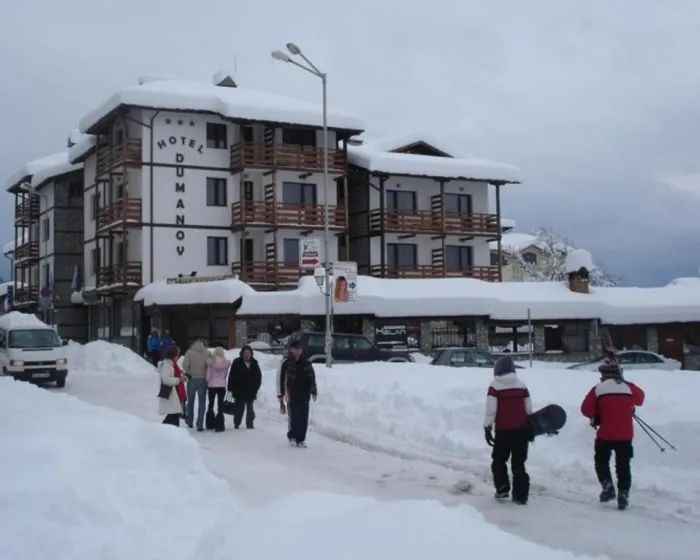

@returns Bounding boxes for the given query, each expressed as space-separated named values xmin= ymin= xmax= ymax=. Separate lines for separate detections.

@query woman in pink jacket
xmin=205 ymin=347 xmax=231 ymax=432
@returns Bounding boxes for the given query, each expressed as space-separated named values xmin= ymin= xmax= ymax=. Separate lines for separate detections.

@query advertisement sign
xmin=299 ymin=238 xmax=321 ymax=269
xmin=332 ymin=261 xmax=357 ymax=303
xmin=374 ymin=320 xmax=421 ymax=351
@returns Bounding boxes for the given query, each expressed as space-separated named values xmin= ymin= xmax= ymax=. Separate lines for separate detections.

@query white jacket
xmin=158 ymin=360 xmax=183 ymax=416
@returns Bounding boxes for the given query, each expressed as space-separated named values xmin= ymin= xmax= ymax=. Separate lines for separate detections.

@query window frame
xmin=206 ymin=177 xmax=228 ymax=207
xmin=207 ymin=236 xmax=229 ymax=266
xmin=206 ymin=123 xmax=228 ymax=150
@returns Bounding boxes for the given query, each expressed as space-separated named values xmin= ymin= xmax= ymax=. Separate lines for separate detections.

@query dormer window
xmin=522 ymin=252 xmax=537 ymax=264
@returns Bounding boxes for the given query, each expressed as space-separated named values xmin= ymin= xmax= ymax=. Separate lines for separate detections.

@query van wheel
xmin=56 ymin=378 xmax=66 ymax=388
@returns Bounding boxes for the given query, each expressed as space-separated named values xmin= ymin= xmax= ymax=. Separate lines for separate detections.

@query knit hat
xmin=494 ymin=356 xmax=516 ymax=376
xmin=598 ymin=356 xmax=621 ymax=377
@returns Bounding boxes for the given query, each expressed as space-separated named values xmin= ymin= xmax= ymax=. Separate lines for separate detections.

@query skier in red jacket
xmin=580 ymin=358 xmax=645 ymax=510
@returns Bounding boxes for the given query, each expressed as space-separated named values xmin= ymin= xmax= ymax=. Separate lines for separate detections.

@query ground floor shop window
xmin=488 ymin=323 xmax=533 ymax=354
xmin=544 ymin=322 xmax=589 ymax=353
xmin=245 ymin=317 xmax=301 ymax=351
xmin=374 ymin=320 xmax=421 ymax=351
xmin=430 ymin=320 xmax=475 ymax=349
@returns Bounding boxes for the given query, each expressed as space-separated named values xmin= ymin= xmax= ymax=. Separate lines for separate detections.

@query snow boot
xmin=214 ymin=412 xmax=226 ymax=433
xmin=295 ymin=441 xmax=307 ymax=448
xmin=617 ymin=491 xmax=629 ymax=511
xmin=494 ymin=486 xmax=510 ymax=501
xmin=599 ymin=481 xmax=616 ymax=503
xmin=205 ymin=410 xmax=216 ymax=431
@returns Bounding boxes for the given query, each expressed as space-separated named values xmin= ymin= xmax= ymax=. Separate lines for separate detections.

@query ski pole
xmin=634 ymin=415 xmax=677 ymax=451
xmin=634 ymin=416 xmax=666 ymax=452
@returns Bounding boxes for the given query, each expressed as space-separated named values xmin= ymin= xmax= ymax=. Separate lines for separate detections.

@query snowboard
xmin=528 ymin=404 xmax=566 ymax=437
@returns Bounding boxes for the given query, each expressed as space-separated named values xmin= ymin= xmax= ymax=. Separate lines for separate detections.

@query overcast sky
xmin=2 ymin=0 xmax=699 ymax=286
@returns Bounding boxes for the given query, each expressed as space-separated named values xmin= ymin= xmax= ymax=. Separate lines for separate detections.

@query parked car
xmin=0 ymin=323 xmax=69 ymax=387
xmin=286 ymin=331 xmax=414 ymax=364
xmin=567 ymin=350 xmax=681 ymax=371
xmin=429 ymin=347 xmax=524 ymax=368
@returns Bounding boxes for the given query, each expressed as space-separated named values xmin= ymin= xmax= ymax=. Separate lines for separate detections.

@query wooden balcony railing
xmin=96 ymin=139 xmax=142 ymax=176
xmin=14 ymin=287 xmax=39 ymax=306
xmin=371 ymin=264 xmax=500 ymax=281
xmin=369 ymin=208 xmax=500 ymax=236
xmin=14 ymin=198 xmax=40 ymax=225
xmin=97 ymin=262 xmax=142 ymax=288
xmin=231 ymin=201 xmax=346 ymax=231
xmin=13 ymin=241 xmax=39 ymax=263
xmin=230 ymin=142 xmax=346 ymax=173
xmin=231 ymin=261 xmax=303 ymax=287
xmin=96 ymin=198 xmax=142 ymax=232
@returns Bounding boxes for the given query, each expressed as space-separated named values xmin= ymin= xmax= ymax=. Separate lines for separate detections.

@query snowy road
xmin=66 ymin=372 xmax=698 ymax=560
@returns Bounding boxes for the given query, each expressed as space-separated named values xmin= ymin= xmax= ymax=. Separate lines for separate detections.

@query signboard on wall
xmin=332 ymin=261 xmax=357 ymax=303
xmin=374 ymin=320 xmax=421 ymax=351
xmin=299 ymin=238 xmax=321 ymax=269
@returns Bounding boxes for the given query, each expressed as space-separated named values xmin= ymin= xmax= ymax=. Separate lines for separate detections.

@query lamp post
xmin=272 ymin=43 xmax=332 ymax=368
xmin=20 ymin=182 xmax=49 ymax=322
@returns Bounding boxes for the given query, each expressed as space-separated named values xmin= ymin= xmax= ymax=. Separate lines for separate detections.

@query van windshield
xmin=8 ymin=329 xmax=62 ymax=349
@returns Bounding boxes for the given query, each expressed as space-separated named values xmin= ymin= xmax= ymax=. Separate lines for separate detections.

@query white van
xmin=0 ymin=313 xmax=69 ymax=388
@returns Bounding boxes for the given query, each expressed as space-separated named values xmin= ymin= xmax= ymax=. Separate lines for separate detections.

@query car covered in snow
xmin=566 ymin=350 xmax=681 ymax=371
xmin=429 ymin=347 xmax=524 ymax=369
xmin=286 ymin=331 xmax=414 ymax=364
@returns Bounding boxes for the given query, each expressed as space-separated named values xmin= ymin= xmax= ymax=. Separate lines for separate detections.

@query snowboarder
xmin=227 ymin=345 xmax=263 ymax=429
xmin=483 ymin=355 xmax=533 ymax=505
xmin=276 ymin=340 xmax=317 ymax=447
xmin=580 ymin=358 xmax=645 ymax=511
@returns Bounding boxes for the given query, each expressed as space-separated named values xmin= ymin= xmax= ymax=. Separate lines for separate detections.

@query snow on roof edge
xmin=5 ymin=152 xmax=72 ymax=192
xmin=30 ymin=156 xmax=83 ymax=189
xmin=68 ymin=134 xmax=97 ymax=164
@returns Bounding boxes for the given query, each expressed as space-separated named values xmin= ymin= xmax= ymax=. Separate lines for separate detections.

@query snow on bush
xmin=65 ymin=340 xmax=155 ymax=375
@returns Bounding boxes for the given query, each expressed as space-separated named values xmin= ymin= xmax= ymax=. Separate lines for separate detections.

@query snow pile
xmin=79 ymin=77 xmax=364 ymax=133
xmin=565 ymin=249 xmax=594 ymax=273
xmin=65 ymin=340 xmax=155 ymax=375
xmin=0 ymin=311 xmax=53 ymax=330
xmin=347 ymin=134 xmax=521 ymax=183
xmin=276 ymin=362 xmax=700 ymax=521
xmin=0 ymin=378 xmax=240 ymax=560
xmin=30 ymin=152 xmax=82 ymax=189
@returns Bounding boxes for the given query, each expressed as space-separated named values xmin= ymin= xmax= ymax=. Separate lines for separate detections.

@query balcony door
xmin=386 ymin=190 xmax=416 ymax=212
xmin=444 ymin=193 xmax=472 ymax=214
xmin=445 ymin=245 xmax=473 ymax=270
xmin=386 ymin=243 xmax=417 ymax=273
xmin=283 ymin=182 xmax=317 ymax=225
xmin=240 ymin=238 xmax=254 ymax=263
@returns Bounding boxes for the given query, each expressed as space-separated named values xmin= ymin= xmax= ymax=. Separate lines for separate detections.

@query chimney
xmin=213 ymin=69 xmax=237 ymax=88
xmin=564 ymin=249 xmax=594 ymax=294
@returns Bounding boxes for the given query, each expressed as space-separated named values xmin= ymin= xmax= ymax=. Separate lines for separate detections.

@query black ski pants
xmin=287 ymin=400 xmax=310 ymax=443
xmin=207 ymin=388 xmax=226 ymax=414
xmin=491 ymin=428 xmax=530 ymax=501
xmin=594 ymin=439 xmax=633 ymax=493
xmin=233 ymin=399 xmax=256 ymax=428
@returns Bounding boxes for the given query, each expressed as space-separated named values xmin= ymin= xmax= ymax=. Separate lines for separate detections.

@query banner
xmin=299 ymin=238 xmax=321 ymax=269
xmin=332 ymin=261 xmax=357 ymax=303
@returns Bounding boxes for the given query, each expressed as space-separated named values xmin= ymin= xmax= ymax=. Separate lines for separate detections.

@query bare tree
xmin=510 ymin=227 xmax=619 ymax=286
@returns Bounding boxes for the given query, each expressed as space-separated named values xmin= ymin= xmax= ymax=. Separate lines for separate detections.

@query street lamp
xmin=272 ymin=42 xmax=332 ymax=368
xmin=19 ymin=181 xmax=50 ymax=321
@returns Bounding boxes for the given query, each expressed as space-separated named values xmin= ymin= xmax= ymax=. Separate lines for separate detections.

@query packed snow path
xmin=66 ymin=370 xmax=697 ymax=560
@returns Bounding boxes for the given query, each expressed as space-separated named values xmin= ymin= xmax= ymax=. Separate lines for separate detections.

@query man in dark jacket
xmin=227 ymin=345 xmax=263 ymax=429
xmin=276 ymin=341 xmax=317 ymax=447
xmin=484 ymin=355 xmax=533 ymax=505
xmin=581 ymin=358 xmax=645 ymax=511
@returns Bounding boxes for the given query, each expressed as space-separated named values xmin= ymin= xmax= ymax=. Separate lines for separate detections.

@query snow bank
xmin=0 ymin=378 xmax=239 ymax=560
xmin=65 ymin=340 xmax=155 ymax=375
xmin=0 ymin=311 xmax=52 ymax=330
xmin=5 ymin=152 xmax=71 ymax=191
xmin=347 ymin=136 xmax=521 ymax=182
xmin=79 ymin=77 xmax=364 ymax=134
xmin=272 ymin=362 xmax=700 ymax=520
xmin=30 ymin=152 xmax=82 ymax=189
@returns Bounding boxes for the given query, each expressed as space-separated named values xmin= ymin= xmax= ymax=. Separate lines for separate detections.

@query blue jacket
xmin=160 ymin=335 xmax=174 ymax=350
xmin=147 ymin=333 xmax=160 ymax=351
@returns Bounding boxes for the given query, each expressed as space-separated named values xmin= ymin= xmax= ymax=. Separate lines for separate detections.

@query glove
xmin=312 ymin=393 xmax=317 ymax=402
xmin=279 ymin=403 xmax=287 ymax=415
xmin=484 ymin=427 xmax=494 ymax=447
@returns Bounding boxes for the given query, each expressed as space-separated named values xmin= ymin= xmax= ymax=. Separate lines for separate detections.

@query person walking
xmin=483 ymin=355 xmax=533 ymax=505
xmin=228 ymin=345 xmax=263 ymax=429
xmin=276 ymin=341 xmax=317 ymax=447
xmin=160 ymin=330 xmax=175 ymax=353
xmin=182 ymin=339 xmax=212 ymax=432
xmin=146 ymin=328 xmax=161 ymax=366
xmin=205 ymin=347 xmax=230 ymax=432
xmin=581 ymin=357 xmax=645 ymax=511
xmin=157 ymin=345 xmax=185 ymax=427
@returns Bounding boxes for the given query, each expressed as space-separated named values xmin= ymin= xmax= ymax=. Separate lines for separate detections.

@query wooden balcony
xmin=231 ymin=261 xmax=303 ymax=288
xmin=96 ymin=198 xmax=142 ymax=233
xmin=14 ymin=287 xmax=39 ymax=306
xmin=371 ymin=264 xmax=500 ymax=281
xmin=230 ymin=142 xmax=346 ymax=173
xmin=97 ymin=262 xmax=142 ymax=289
xmin=13 ymin=241 xmax=39 ymax=263
xmin=231 ymin=201 xmax=346 ymax=231
xmin=369 ymin=208 xmax=500 ymax=236
xmin=96 ymin=139 xmax=142 ymax=177
xmin=14 ymin=198 xmax=40 ymax=225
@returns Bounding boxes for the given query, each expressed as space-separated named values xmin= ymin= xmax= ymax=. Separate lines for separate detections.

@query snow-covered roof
xmin=667 ymin=277 xmax=700 ymax=287
xmin=500 ymin=218 xmax=516 ymax=231
xmin=346 ymin=136 xmax=521 ymax=183
xmin=0 ymin=311 xmax=53 ymax=330
xmin=351 ymin=132 xmax=464 ymax=158
xmin=489 ymin=232 xmax=573 ymax=253
xmin=79 ymin=77 xmax=365 ymax=134
xmin=5 ymin=152 xmax=68 ymax=192
xmin=68 ymin=132 xmax=96 ymax=164
xmin=135 ymin=275 xmax=700 ymax=325
xmin=30 ymin=152 xmax=83 ymax=189
xmin=565 ymin=249 xmax=594 ymax=273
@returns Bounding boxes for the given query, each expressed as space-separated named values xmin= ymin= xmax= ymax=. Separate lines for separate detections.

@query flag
xmin=71 ymin=265 xmax=82 ymax=291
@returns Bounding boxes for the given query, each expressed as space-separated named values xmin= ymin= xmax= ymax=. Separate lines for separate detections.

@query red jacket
xmin=173 ymin=360 xmax=186 ymax=402
xmin=484 ymin=373 xmax=533 ymax=430
xmin=581 ymin=378 xmax=645 ymax=441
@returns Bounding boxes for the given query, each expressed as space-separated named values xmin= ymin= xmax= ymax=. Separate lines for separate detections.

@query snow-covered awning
xmin=79 ymin=77 xmax=365 ymax=134
xmin=134 ymin=277 xmax=256 ymax=307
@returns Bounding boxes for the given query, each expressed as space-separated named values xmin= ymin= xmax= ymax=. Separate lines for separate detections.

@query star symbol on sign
xmin=165 ymin=118 xmax=171 ymax=124
xmin=189 ymin=120 xmax=195 ymax=127
xmin=177 ymin=119 xmax=184 ymax=126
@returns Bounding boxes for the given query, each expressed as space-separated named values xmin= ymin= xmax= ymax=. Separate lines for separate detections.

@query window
xmin=68 ymin=181 xmax=82 ymax=198
xmin=444 ymin=193 xmax=472 ymax=213
xmin=333 ymin=335 xmax=351 ymax=350
xmin=42 ymin=218 xmax=50 ymax=241
xmin=386 ymin=243 xmax=417 ymax=267
xmin=307 ymin=333 xmax=324 ymax=347
xmin=522 ymin=252 xmax=537 ymax=264
xmin=8 ymin=329 xmax=61 ymax=349
xmin=632 ymin=352 xmax=663 ymax=364
xmin=351 ymin=337 xmax=374 ymax=351
xmin=283 ymin=238 xmax=299 ymax=264
xmin=116 ymin=242 xmax=125 ymax=263
xmin=207 ymin=237 xmax=228 ymax=266
xmin=386 ymin=190 xmax=416 ymax=211
xmin=243 ymin=181 xmax=254 ymax=201
xmin=91 ymin=247 xmax=101 ymax=274
xmin=242 ymin=125 xmax=254 ymax=143
xmin=206 ymin=177 xmax=227 ymax=207
xmin=282 ymin=182 xmax=316 ymax=205
xmin=91 ymin=193 xmax=99 ymax=220
xmin=206 ymin=123 xmax=228 ymax=149
xmin=446 ymin=245 xmax=473 ymax=268
xmin=282 ymin=128 xmax=316 ymax=146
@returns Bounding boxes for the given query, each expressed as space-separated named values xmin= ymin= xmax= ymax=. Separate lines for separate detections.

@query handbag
xmin=220 ymin=392 xmax=237 ymax=416
xmin=158 ymin=383 xmax=173 ymax=399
